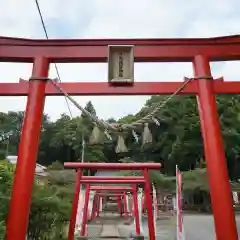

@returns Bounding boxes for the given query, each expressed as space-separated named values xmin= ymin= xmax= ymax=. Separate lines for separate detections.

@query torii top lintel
xmin=1 ymin=35 xmax=240 ymax=62
xmin=64 ymin=162 xmax=161 ymax=170
xmin=90 ymin=186 xmax=133 ymax=191
xmin=1 ymin=35 xmax=240 ymax=96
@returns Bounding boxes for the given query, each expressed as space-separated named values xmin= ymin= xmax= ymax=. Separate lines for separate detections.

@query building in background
xmin=6 ymin=155 xmax=48 ymax=177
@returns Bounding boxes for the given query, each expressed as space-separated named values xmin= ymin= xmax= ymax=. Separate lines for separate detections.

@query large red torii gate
xmin=1 ymin=35 xmax=240 ymax=240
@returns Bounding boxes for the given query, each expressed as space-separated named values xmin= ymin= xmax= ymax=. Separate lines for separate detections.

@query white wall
xmin=6 ymin=155 xmax=47 ymax=173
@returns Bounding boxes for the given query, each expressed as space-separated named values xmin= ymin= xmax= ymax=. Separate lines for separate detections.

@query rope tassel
xmin=89 ymin=125 xmax=104 ymax=144
xmin=115 ymin=135 xmax=128 ymax=153
xmin=142 ymin=123 xmax=153 ymax=145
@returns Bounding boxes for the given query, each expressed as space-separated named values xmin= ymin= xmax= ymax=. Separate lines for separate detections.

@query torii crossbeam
xmin=3 ymin=35 xmax=240 ymax=240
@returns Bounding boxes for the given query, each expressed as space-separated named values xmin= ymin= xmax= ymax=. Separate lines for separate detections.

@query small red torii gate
xmin=64 ymin=162 xmax=160 ymax=240
xmin=1 ymin=35 xmax=240 ymax=240
xmin=80 ymin=178 xmax=142 ymax=222
xmin=70 ymin=175 xmax=144 ymax=239
xmin=81 ymin=185 xmax=135 ymax=238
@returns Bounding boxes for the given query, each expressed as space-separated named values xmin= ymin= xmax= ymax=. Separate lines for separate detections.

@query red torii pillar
xmin=90 ymin=194 xmax=98 ymax=220
xmin=193 ymin=55 xmax=238 ymax=240
xmin=68 ymin=169 xmax=82 ymax=239
xmin=132 ymin=184 xmax=141 ymax=235
xmin=123 ymin=192 xmax=129 ymax=218
xmin=6 ymin=57 xmax=49 ymax=239
xmin=118 ymin=195 xmax=123 ymax=217
xmin=81 ymin=184 xmax=90 ymax=236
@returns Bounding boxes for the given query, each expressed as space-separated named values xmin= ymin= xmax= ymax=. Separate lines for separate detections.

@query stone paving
xmin=86 ymin=213 xmax=240 ymax=239
xmin=87 ymin=214 xmax=127 ymax=239
xmin=183 ymin=214 xmax=240 ymax=240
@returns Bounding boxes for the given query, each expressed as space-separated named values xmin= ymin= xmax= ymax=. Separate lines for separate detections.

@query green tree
xmin=1 ymin=93 xmax=240 ymax=180
xmin=0 ymin=160 xmax=14 ymax=237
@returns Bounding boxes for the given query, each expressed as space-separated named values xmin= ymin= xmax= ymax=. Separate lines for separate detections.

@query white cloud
xmin=0 ymin=0 xmax=239 ymax=121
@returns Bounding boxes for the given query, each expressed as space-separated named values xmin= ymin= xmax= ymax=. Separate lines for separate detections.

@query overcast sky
xmin=0 ymin=0 xmax=240 ymax=121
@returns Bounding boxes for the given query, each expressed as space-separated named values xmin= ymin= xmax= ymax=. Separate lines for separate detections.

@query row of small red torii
xmin=2 ymin=35 xmax=240 ymax=240
xmin=64 ymin=163 xmax=160 ymax=240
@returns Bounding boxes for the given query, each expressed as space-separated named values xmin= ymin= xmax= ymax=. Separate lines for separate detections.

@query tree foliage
xmin=1 ymin=95 xmax=240 ymax=236
xmin=0 ymin=160 xmax=13 ymax=236
xmin=1 ymin=96 xmax=240 ymax=180
xmin=0 ymin=160 xmax=72 ymax=239
xmin=1 ymin=96 xmax=240 ymax=179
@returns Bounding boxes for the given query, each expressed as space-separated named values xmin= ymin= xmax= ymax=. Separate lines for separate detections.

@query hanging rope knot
xmin=112 ymin=124 xmax=123 ymax=132
xmin=184 ymin=76 xmax=213 ymax=81
xmin=29 ymin=76 xmax=50 ymax=81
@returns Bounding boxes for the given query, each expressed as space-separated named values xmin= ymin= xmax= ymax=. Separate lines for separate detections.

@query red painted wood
xmin=1 ymin=35 xmax=240 ymax=62
xmin=6 ymin=57 xmax=49 ymax=240
xmin=80 ymin=179 xmax=145 ymax=184
xmin=64 ymin=162 xmax=161 ymax=170
xmin=194 ymin=55 xmax=238 ymax=240
xmin=68 ymin=169 xmax=82 ymax=240
xmin=0 ymin=79 xmax=198 ymax=96
xmin=90 ymin=186 xmax=133 ymax=191
xmin=143 ymin=169 xmax=155 ymax=240
xmin=80 ymin=184 xmax=90 ymax=236
xmin=82 ymin=176 xmax=144 ymax=180
xmin=132 ymin=184 xmax=141 ymax=235
xmin=3 ymin=78 xmax=240 ymax=96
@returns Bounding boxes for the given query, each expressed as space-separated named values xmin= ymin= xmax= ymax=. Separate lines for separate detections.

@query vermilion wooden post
xmin=194 ymin=55 xmax=238 ymax=240
xmin=97 ymin=196 xmax=103 ymax=217
xmin=132 ymin=184 xmax=140 ymax=235
xmin=94 ymin=195 xmax=98 ymax=219
xmin=96 ymin=195 xmax=100 ymax=217
xmin=129 ymin=194 xmax=133 ymax=216
xmin=91 ymin=195 xmax=97 ymax=220
xmin=81 ymin=184 xmax=90 ymax=236
xmin=123 ymin=192 xmax=128 ymax=217
xmin=118 ymin=196 xmax=123 ymax=216
xmin=143 ymin=168 xmax=155 ymax=240
xmin=6 ymin=57 xmax=49 ymax=240
xmin=68 ymin=169 xmax=82 ymax=240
